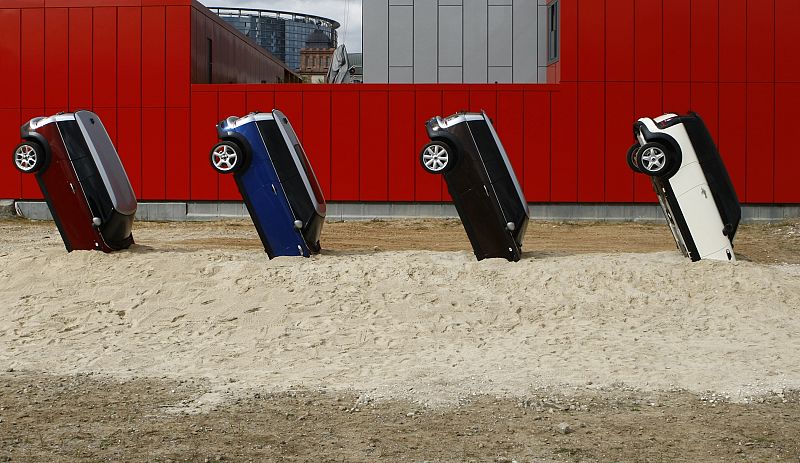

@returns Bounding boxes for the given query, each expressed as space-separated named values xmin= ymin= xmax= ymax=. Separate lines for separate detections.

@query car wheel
xmin=13 ymin=142 xmax=45 ymax=174
xmin=636 ymin=142 xmax=671 ymax=176
xmin=626 ymin=143 xmax=642 ymax=173
xmin=210 ymin=141 xmax=243 ymax=174
xmin=420 ymin=141 xmax=455 ymax=174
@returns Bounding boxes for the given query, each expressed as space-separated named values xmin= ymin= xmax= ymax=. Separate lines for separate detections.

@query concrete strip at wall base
xmin=9 ymin=201 xmax=800 ymax=223
xmin=0 ymin=200 xmax=15 ymax=218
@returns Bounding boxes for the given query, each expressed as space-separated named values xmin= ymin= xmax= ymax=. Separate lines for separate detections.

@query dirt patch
xmin=1 ymin=372 xmax=798 ymax=463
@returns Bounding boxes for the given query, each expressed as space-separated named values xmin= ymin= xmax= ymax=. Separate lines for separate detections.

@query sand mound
xmin=1 ymin=238 xmax=799 ymax=404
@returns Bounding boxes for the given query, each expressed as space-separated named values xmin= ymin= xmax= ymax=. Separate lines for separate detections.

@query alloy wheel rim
xmin=213 ymin=145 xmax=237 ymax=172
xmin=423 ymin=145 xmax=449 ymax=172
xmin=15 ymin=145 xmax=37 ymax=171
xmin=641 ymin=147 xmax=665 ymax=172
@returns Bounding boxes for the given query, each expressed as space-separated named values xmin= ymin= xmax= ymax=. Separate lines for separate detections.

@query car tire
xmin=626 ymin=143 xmax=642 ymax=173
xmin=13 ymin=142 xmax=45 ymax=174
xmin=636 ymin=142 xmax=672 ymax=177
xmin=210 ymin=141 xmax=244 ymax=174
xmin=420 ymin=141 xmax=456 ymax=174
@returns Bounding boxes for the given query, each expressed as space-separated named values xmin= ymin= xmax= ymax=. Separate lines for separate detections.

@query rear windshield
xmin=293 ymin=143 xmax=326 ymax=205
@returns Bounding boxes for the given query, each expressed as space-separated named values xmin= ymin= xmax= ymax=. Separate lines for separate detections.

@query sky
xmin=211 ymin=0 xmax=363 ymax=52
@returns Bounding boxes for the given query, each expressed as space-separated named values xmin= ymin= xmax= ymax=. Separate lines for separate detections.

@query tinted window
xmin=294 ymin=143 xmax=325 ymax=204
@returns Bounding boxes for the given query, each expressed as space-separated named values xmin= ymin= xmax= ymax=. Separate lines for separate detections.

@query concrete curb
xmin=0 ymin=200 xmax=15 ymax=218
xmin=9 ymin=201 xmax=800 ymax=223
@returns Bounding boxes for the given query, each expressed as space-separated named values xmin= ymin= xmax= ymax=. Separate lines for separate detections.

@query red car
xmin=14 ymin=111 xmax=137 ymax=252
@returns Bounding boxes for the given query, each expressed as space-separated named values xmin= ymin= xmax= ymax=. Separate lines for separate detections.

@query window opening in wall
xmin=208 ymin=38 xmax=214 ymax=83
xmin=547 ymin=1 xmax=559 ymax=64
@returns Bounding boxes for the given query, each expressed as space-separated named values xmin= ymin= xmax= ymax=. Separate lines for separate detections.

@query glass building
xmin=209 ymin=8 xmax=340 ymax=72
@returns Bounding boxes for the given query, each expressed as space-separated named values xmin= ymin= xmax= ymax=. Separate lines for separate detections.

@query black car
xmin=420 ymin=111 xmax=529 ymax=261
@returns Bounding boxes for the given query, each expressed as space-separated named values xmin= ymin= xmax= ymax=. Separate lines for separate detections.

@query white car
xmin=628 ymin=113 xmax=741 ymax=262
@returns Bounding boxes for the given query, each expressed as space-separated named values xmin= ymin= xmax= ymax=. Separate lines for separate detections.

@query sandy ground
xmin=1 ymin=218 xmax=799 ymax=461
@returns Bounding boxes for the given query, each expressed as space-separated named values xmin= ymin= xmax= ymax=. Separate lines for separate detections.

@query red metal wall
xmin=189 ymin=84 xmax=559 ymax=202
xmin=2 ymin=0 xmax=799 ymax=204
xmin=550 ymin=0 xmax=800 ymax=204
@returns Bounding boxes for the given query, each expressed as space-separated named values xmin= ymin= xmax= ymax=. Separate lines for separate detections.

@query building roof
xmin=305 ymin=29 xmax=334 ymax=49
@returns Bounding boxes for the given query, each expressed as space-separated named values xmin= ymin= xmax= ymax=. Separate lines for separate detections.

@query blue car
xmin=210 ymin=110 xmax=326 ymax=258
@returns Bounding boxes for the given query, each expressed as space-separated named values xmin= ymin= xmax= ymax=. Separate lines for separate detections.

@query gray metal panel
xmin=538 ymin=4 xmax=547 ymax=67
xmin=389 ymin=66 xmax=414 ymax=83
xmin=463 ymin=0 xmax=488 ymax=83
xmin=413 ymin=0 xmax=438 ymax=83
xmin=512 ymin=0 xmax=538 ymax=83
xmin=488 ymin=0 xmax=512 ymax=4
xmin=439 ymin=0 xmax=463 ymax=5
xmin=438 ymin=5 xmax=463 ymax=67
xmin=363 ymin=0 xmax=389 ymax=83
xmin=389 ymin=5 xmax=414 ymax=67
xmin=389 ymin=0 xmax=413 ymax=4
xmin=438 ymin=66 xmax=463 ymax=82
xmin=488 ymin=5 xmax=512 ymax=67
xmin=488 ymin=66 xmax=512 ymax=83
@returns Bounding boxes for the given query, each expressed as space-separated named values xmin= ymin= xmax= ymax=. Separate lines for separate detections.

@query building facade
xmin=1 ymin=0 xmax=798 ymax=207
xmin=299 ymin=30 xmax=335 ymax=84
xmin=209 ymin=8 xmax=339 ymax=72
xmin=363 ymin=0 xmax=548 ymax=84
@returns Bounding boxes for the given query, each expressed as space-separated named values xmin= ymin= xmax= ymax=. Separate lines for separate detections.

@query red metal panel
xmin=92 ymin=7 xmax=116 ymax=108
xmin=246 ymin=91 xmax=275 ymax=113
xmin=0 ymin=9 xmax=21 ymax=110
xmin=274 ymin=91 xmax=303 ymax=140
xmin=117 ymin=108 xmax=142 ymax=197
xmin=633 ymin=82 xmax=661 ymax=202
xmin=773 ymin=84 xmax=799 ymax=203
xmin=577 ymin=0 xmax=604 ymax=82
xmin=469 ymin=90 xmax=496 ymax=119
xmin=165 ymin=107 xmax=190 ymax=199
xmin=165 ymin=6 xmax=190 ymax=107
xmin=217 ymin=91 xmax=245 ymax=200
xmin=577 ymin=83 xmax=604 ymax=201
xmin=717 ymin=83 xmax=747 ymax=200
xmin=189 ymin=89 xmax=218 ymax=200
xmin=301 ymin=91 xmax=331 ymax=198
xmin=662 ymin=0 xmax=690 ymax=82
xmin=442 ymin=89 xmax=469 ymax=115
xmin=775 ymin=0 xmax=800 ymax=82
xmin=690 ymin=0 xmax=718 ymax=82
xmin=359 ymin=91 xmax=388 ymax=201
xmin=745 ymin=83 xmax=774 ymax=203
xmin=19 ymin=108 xmax=43 ymax=199
xmin=747 ymin=0 xmax=774 ymax=83
xmin=718 ymin=0 xmax=746 ymax=82
xmin=20 ymin=9 xmax=44 ymax=109
xmin=497 ymin=91 xmax=525 ymax=188
xmin=0 ymin=109 xmax=22 ymax=199
xmin=68 ymin=8 xmax=92 ymax=110
xmin=414 ymin=90 xmax=442 ymax=202
xmin=44 ymin=8 xmax=68 ymax=112
xmin=388 ymin=89 xmax=415 ymax=202
xmin=522 ymin=90 xmax=551 ymax=202
xmin=559 ymin=0 xmax=577 ymax=82
xmin=604 ymin=0 xmax=633 ymax=82
xmin=330 ymin=91 xmax=360 ymax=200
xmin=142 ymin=6 xmax=166 ymax=108
xmin=689 ymin=83 xmax=718 ymax=141
xmin=550 ymin=84 xmax=578 ymax=202
xmin=634 ymin=0 xmax=662 ymax=82
xmin=604 ymin=82 xmax=634 ymax=202
xmin=117 ymin=7 xmax=141 ymax=108
xmin=662 ymin=83 xmax=690 ymax=115
xmin=141 ymin=107 xmax=166 ymax=200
